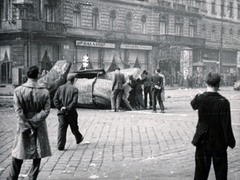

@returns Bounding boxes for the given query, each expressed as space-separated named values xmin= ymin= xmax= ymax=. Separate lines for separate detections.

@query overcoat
xmin=191 ymin=92 xmax=235 ymax=150
xmin=12 ymin=79 xmax=52 ymax=159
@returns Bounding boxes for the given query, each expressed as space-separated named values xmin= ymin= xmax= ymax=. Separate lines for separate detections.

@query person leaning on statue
xmin=7 ymin=66 xmax=52 ymax=180
xmin=191 ymin=72 xmax=236 ymax=180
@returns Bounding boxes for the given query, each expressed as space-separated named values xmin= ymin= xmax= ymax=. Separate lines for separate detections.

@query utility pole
xmin=219 ymin=1 xmax=224 ymax=74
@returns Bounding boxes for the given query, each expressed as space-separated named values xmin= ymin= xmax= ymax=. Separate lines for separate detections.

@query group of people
xmin=8 ymin=65 xmax=236 ymax=180
xmin=177 ymin=71 xmax=238 ymax=89
xmin=110 ymin=67 xmax=165 ymax=113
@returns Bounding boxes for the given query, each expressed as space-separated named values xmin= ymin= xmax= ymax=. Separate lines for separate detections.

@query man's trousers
xmin=194 ymin=146 xmax=228 ymax=180
xmin=7 ymin=157 xmax=41 ymax=180
xmin=152 ymin=88 xmax=164 ymax=111
xmin=111 ymin=89 xmax=123 ymax=111
xmin=58 ymin=114 xmax=83 ymax=149
xmin=144 ymin=86 xmax=152 ymax=108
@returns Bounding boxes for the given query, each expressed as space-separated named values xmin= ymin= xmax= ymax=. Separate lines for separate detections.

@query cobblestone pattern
xmin=0 ymin=88 xmax=239 ymax=180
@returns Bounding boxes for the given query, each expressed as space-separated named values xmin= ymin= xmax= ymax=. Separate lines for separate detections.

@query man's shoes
xmin=58 ymin=147 xmax=64 ymax=151
xmin=77 ymin=136 xmax=84 ymax=144
xmin=161 ymin=110 xmax=165 ymax=113
xmin=152 ymin=110 xmax=157 ymax=113
xmin=111 ymin=109 xmax=116 ymax=112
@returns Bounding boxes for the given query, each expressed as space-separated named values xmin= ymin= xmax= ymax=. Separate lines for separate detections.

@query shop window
xmin=73 ymin=6 xmax=81 ymax=27
xmin=189 ymin=19 xmax=197 ymax=37
xmin=141 ymin=15 xmax=147 ymax=34
xmin=175 ymin=16 xmax=183 ymax=36
xmin=110 ymin=10 xmax=116 ymax=31
xmin=92 ymin=8 xmax=99 ymax=29
xmin=126 ymin=12 xmax=132 ymax=32
xmin=159 ymin=15 xmax=168 ymax=35
xmin=211 ymin=25 xmax=216 ymax=41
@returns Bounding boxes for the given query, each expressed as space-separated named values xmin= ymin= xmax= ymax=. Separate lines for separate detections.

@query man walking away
xmin=191 ymin=72 xmax=235 ymax=180
xmin=151 ymin=68 xmax=164 ymax=113
xmin=141 ymin=70 xmax=152 ymax=109
xmin=7 ymin=66 xmax=51 ymax=180
xmin=111 ymin=67 xmax=126 ymax=112
xmin=53 ymin=74 xmax=84 ymax=151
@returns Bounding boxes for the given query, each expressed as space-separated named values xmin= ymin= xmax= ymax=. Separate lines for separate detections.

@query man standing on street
xmin=7 ymin=66 xmax=51 ymax=180
xmin=151 ymin=68 xmax=164 ymax=113
xmin=191 ymin=72 xmax=235 ymax=180
xmin=141 ymin=70 xmax=152 ymax=109
xmin=53 ymin=74 xmax=84 ymax=151
xmin=111 ymin=67 xmax=126 ymax=112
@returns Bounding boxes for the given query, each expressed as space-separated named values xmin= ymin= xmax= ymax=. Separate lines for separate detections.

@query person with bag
xmin=53 ymin=74 xmax=84 ymax=151
xmin=7 ymin=66 xmax=51 ymax=180
xmin=191 ymin=72 xmax=235 ymax=180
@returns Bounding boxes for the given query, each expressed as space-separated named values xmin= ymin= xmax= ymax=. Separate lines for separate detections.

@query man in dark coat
xmin=7 ymin=66 xmax=51 ymax=180
xmin=53 ymin=74 xmax=84 ymax=151
xmin=141 ymin=70 xmax=152 ymax=109
xmin=191 ymin=72 xmax=235 ymax=180
xmin=151 ymin=68 xmax=164 ymax=113
xmin=111 ymin=67 xmax=126 ymax=112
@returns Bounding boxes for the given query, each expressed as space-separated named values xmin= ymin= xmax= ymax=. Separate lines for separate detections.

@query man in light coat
xmin=7 ymin=66 xmax=51 ymax=180
xmin=111 ymin=67 xmax=126 ymax=112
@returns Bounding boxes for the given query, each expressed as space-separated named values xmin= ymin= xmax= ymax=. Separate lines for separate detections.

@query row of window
xmin=73 ymin=8 xmax=197 ymax=37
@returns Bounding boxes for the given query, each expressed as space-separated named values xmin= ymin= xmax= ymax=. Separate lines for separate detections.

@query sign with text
xmin=120 ymin=44 xmax=152 ymax=50
xmin=76 ymin=41 xmax=115 ymax=48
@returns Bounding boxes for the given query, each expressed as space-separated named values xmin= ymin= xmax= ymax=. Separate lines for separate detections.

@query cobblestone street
xmin=0 ymin=87 xmax=239 ymax=180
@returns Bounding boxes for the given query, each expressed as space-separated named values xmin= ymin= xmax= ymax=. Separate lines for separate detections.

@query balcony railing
xmin=157 ymin=0 xmax=171 ymax=8
xmin=188 ymin=6 xmax=199 ymax=13
xmin=173 ymin=3 xmax=186 ymax=11
xmin=0 ymin=19 xmax=65 ymax=34
xmin=158 ymin=35 xmax=205 ymax=46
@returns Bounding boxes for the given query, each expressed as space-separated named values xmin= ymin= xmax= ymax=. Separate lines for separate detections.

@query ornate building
xmin=0 ymin=0 xmax=239 ymax=85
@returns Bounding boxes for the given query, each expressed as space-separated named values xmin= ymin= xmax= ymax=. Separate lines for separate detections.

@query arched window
xmin=141 ymin=15 xmax=147 ymax=34
xmin=92 ymin=8 xmax=99 ymax=29
xmin=110 ymin=10 xmax=116 ymax=31
xmin=159 ymin=15 xmax=168 ymax=35
xmin=126 ymin=12 xmax=132 ymax=32
xmin=73 ymin=6 xmax=81 ymax=27
xmin=211 ymin=25 xmax=216 ymax=41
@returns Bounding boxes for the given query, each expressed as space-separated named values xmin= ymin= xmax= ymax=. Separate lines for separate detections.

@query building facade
xmin=0 ymin=0 xmax=239 ymax=85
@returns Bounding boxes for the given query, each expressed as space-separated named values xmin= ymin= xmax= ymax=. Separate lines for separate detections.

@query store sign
xmin=76 ymin=41 xmax=115 ymax=48
xmin=120 ymin=44 xmax=152 ymax=50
